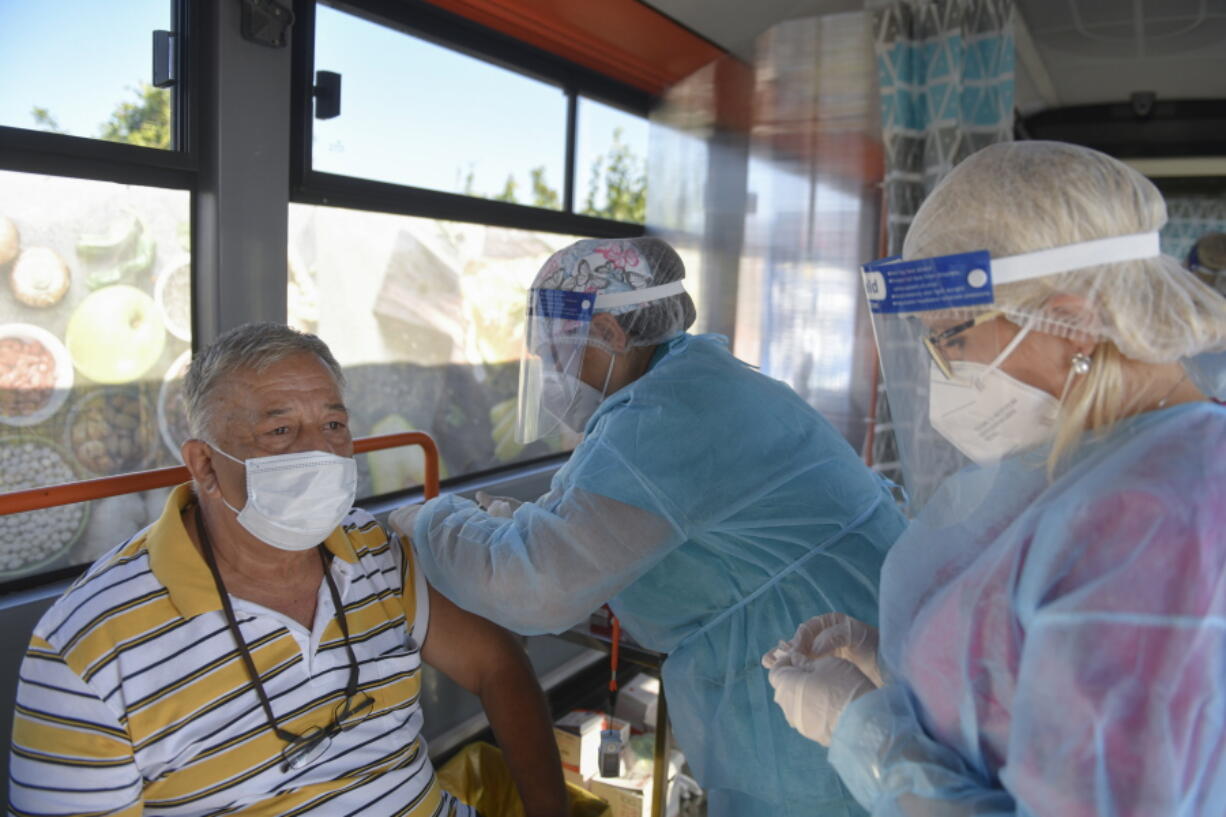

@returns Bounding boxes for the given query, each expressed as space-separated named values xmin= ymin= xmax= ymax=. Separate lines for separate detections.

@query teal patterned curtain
xmin=875 ymin=0 xmax=1016 ymax=254
xmin=1161 ymin=195 xmax=1226 ymax=264
xmin=868 ymin=0 xmax=1015 ymax=493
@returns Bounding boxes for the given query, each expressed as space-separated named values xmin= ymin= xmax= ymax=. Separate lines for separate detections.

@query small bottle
xmin=598 ymin=729 xmax=622 ymax=777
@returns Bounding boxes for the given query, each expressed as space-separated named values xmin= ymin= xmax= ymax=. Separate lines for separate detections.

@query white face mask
xmin=539 ymin=353 xmax=615 ymax=434
xmin=927 ymin=329 xmax=1060 ymax=465
xmin=211 ymin=445 xmax=357 ymax=551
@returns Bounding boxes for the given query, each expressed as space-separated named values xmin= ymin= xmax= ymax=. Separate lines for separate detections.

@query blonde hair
xmin=905 ymin=141 xmax=1226 ymax=470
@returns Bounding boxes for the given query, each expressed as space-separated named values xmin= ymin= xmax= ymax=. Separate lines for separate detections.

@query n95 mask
xmin=538 ymin=356 xmax=615 ymax=435
xmin=928 ymin=360 xmax=1059 ymax=465
xmin=212 ymin=446 xmax=357 ymax=551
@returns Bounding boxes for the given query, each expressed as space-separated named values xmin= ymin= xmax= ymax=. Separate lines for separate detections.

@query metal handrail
xmin=0 ymin=432 xmax=440 ymax=515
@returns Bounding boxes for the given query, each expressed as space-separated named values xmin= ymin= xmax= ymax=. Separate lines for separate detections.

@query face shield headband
xmin=862 ymin=231 xmax=1161 ymax=319
xmin=515 ymin=280 xmax=688 ymax=445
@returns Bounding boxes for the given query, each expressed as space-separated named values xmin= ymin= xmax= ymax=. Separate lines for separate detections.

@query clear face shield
xmin=862 ymin=232 xmax=1162 ymax=513
xmin=515 ymin=281 xmax=687 ymax=444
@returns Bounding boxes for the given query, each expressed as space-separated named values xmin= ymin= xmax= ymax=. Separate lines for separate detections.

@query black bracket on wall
xmin=240 ymin=0 xmax=294 ymax=48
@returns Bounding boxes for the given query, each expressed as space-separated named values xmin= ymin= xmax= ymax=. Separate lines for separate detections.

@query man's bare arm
xmin=421 ymin=584 xmax=568 ymax=817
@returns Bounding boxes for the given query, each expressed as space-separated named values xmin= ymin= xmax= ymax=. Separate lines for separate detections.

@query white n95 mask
xmin=928 ymin=360 xmax=1060 ymax=465
xmin=212 ymin=446 xmax=357 ymax=551
xmin=538 ymin=355 xmax=615 ymax=434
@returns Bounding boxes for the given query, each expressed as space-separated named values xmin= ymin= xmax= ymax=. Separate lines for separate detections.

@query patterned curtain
xmin=868 ymin=0 xmax=1015 ymax=491
xmin=1161 ymin=196 xmax=1226 ymax=264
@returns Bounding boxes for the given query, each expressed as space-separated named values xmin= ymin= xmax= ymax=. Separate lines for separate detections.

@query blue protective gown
xmin=413 ymin=333 xmax=905 ymax=816
xmin=829 ymin=401 xmax=1226 ymax=817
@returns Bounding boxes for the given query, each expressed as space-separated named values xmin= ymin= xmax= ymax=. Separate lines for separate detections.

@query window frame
xmin=0 ymin=0 xmax=202 ymax=594
xmin=290 ymin=0 xmax=653 ymax=237
xmin=0 ymin=0 xmax=198 ymax=188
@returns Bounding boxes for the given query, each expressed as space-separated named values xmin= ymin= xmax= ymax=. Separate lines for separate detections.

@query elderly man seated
xmin=9 ymin=323 xmax=567 ymax=817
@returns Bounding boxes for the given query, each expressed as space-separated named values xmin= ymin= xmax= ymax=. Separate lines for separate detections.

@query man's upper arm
xmin=419 ymin=583 xmax=525 ymax=695
xmin=394 ymin=532 xmax=430 ymax=650
xmin=10 ymin=636 xmax=142 ymax=817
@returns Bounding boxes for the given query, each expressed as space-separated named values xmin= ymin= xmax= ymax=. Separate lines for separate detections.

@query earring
xmin=1071 ymin=352 xmax=1092 ymax=376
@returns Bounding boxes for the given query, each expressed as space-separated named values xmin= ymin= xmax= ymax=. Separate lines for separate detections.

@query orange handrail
xmin=0 ymin=432 xmax=440 ymax=515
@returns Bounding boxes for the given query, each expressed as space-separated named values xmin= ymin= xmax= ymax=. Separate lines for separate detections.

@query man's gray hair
xmin=184 ymin=322 xmax=345 ymax=440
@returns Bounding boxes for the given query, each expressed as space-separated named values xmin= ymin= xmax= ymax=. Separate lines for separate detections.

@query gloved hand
xmin=388 ymin=502 xmax=424 ymax=543
xmin=767 ymin=655 xmax=877 ymax=746
xmin=790 ymin=612 xmax=882 ymax=687
xmin=475 ymin=490 xmax=522 ymax=519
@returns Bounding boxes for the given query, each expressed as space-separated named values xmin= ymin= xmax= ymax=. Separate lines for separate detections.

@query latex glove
xmin=768 ymin=655 xmax=877 ymax=746
xmin=388 ymin=502 xmax=424 ymax=543
xmin=475 ymin=490 xmax=523 ymax=519
xmin=673 ymin=773 xmax=702 ymax=799
xmin=791 ymin=613 xmax=883 ymax=687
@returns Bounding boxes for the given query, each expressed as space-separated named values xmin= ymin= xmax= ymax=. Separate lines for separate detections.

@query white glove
xmin=475 ymin=490 xmax=523 ymax=519
xmin=388 ymin=502 xmax=424 ymax=543
xmin=673 ymin=772 xmax=702 ymax=799
xmin=790 ymin=612 xmax=882 ymax=687
xmin=767 ymin=655 xmax=877 ymax=746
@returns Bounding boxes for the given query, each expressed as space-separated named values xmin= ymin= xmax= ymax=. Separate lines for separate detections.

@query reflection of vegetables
xmin=154 ymin=259 xmax=191 ymax=341
xmin=0 ymin=214 xmax=19 ymax=267
xmin=86 ymin=233 xmax=156 ymax=290
xmin=0 ymin=338 xmax=55 ymax=417
xmin=0 ymin=439 xmax=87 ymax=573
xmin=490 ymin=397 xmax=524 ymax=462
xmin=10 ymin=247 xmax=70 ymax=307
xmin=75 ymin=212 xmax=141 ymax=260
xmin=68 ymin=388 xmax=153 ymax=475
xmin=367 ymin=414 xmax=449 ymax=495
xmin=66 ymin=286 xmax=166 ymax=383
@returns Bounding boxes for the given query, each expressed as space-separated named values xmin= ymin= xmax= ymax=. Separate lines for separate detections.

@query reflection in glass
xmin=289 ymin=203 xmax=581 ymax=499
xmin=0 ymin=170 xmax=190 ymax=578
xmin=313 ymin=3 xmax=566 ymax=206
xmin=648 ymin=13 xmax=882 ymax=448
xmin=0 ymin=1 xmax=173 ymax=148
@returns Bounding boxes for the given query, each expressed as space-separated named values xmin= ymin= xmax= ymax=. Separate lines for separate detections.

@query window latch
xmin=152 ymin=30 xmax=176 ymax=88
xmin=240 ymin=0 xmax=294 ymax=48
xmin=314 ymin=71 xmax=342 ymax=120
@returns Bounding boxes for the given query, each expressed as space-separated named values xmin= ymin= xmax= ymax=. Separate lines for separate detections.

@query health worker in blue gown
xmin=391 ymin=237 xmax=906 ymax=817
xmin=764 ymin=142 xmax=1226 ymax=817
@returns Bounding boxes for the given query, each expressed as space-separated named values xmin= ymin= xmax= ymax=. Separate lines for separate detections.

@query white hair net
xmin=531 ymin=237 xmax=697 ymax=347
xmin=903 ymin=141 xmax=1226 ymax=363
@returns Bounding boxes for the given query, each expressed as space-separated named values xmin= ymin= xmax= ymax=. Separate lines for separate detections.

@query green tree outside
xmin=31 ymin=83 xmax=171 ymax=149
xmin=458 ymin=126 xmax=647 ymax=223
xmin=580 ymin=127 xmax=647 ymax=223
xmin=39 ymin=82 xmax=644 ymax=222
xmin=529 ymin=166 xmax=559 ymax=210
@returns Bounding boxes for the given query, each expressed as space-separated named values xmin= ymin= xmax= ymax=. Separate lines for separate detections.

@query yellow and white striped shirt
xmin=10 ymin=484 xmax=473 ymax=817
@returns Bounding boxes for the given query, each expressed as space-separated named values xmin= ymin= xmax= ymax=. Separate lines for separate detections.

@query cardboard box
xmin=613 ymin=673 xmax=661 ymax=733
xmin=589 ymin=770 xmax=681 ymax=817
xmin=562 ymin=764 xmax=591 ymax=791
xmin=589 ymin=742 xmax=686 ymax=817
xmin=554 ymin=709 xmax=631 ymax=781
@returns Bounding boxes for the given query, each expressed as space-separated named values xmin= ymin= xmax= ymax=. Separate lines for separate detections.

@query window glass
xmin=0 ymin=169 xmax=191 ymax=578
xmin=288 ymin=203 xmax=580 ymax=498
xmin=0 ymin=1 xmax=175 ymax=148
xmin=313 ymin=3 xmax=567 ymax=207
xmin=576 ymin=97 xmax=649 ymax=223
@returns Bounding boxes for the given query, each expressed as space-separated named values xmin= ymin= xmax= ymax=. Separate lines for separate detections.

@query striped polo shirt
xmin=9 ymin=483 xmax=473 ymax=817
